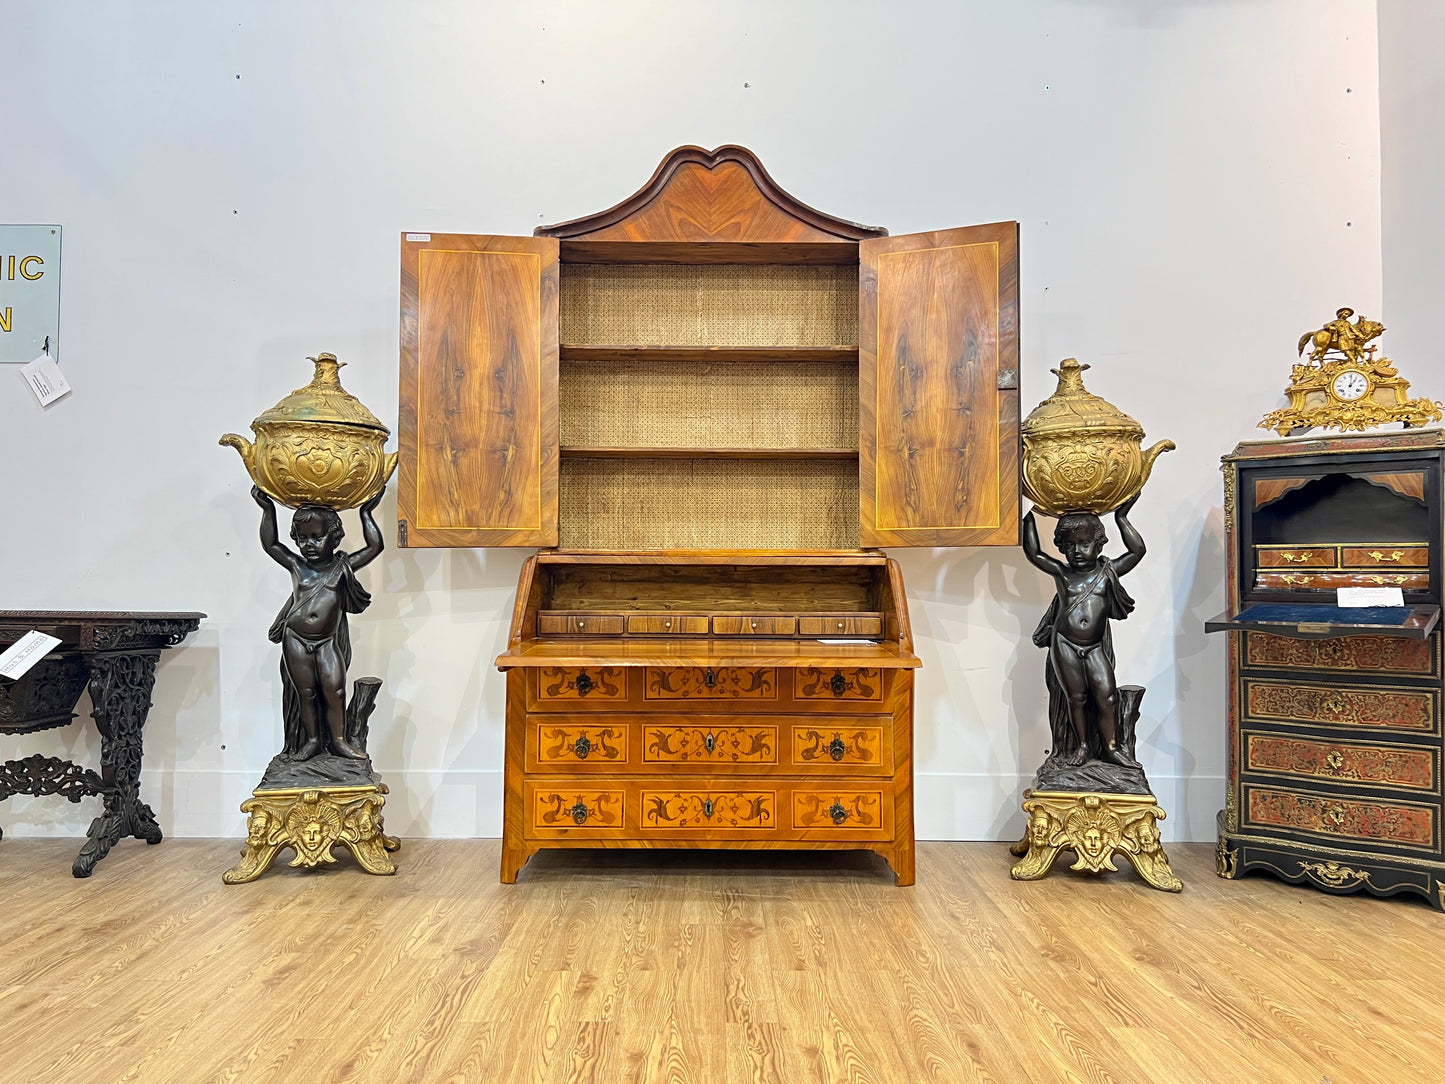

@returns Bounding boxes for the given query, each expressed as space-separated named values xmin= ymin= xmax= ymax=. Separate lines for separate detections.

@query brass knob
xmin=665 ymin=619 xmax=672 ymax=628
xmin=837 ymin=621 xmax=845 ymax=629
xmin=751 ymin=621 xmax=758 ymax=629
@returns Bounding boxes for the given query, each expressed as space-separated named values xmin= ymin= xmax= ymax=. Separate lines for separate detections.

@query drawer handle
xmin=751 ymin=621 xmax=758 ymax=630
xmin=573 ymin=735 xmax=592 ymax=760
xmin=1369 ymin=575 xmax=1407 ymax=585
xmin=837 ymin=621 xmax=846 ymax=630
xmin=570 ymin=801 xmax=590 ymax=825
xmin=829 ymin=736 xmax=847 ymax=762
xmin=576 ymin=619 xmax=584 ymax=630
xmin=1280 ymin=551 xmax=1314 ymax=563
xmin=829 ymin=801 xmax=848 ymax=825
xmin=1281 ymin=574 xmax=1314 ymax=586
xmin=575 ymin=672 xmax=594 ymax=696
xmin=704 ymin=668 xmax=716 ymax=689
xmin=704 ymin=732 xmax=716 ymax=753
xmin=1369 ymin=550 xmax=1405 ymax=563
xmin=703 ymin=798 xmax=715 ymax=818
xmin=665 ymin=619 xmax=672 ymax=629
xmin=830 ymin=672 xmax=848 ymax=697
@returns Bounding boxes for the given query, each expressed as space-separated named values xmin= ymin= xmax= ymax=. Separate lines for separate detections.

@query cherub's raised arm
xmin=349 ymin=486 xmax=386 ymax=570
xmin=1022 ymin=510 xmax=1067 ymax=576
xmin=252 ymin=486 xmax=297 ymax=569
xmin=1111 ymin=494 xmax=1147 ymax=576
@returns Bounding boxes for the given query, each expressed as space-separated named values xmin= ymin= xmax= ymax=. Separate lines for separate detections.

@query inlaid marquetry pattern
xmin=538 ymin=667 xmax=625 ymax=702
xmin=539 ymin=726 xmax=624 ymax=764
xmin=643 ymin=726 xmax=775 ymax=763
xmin=1245 ymin=680 xmax=1435 ymax=731
xmin=794 ymin=667 xmax=882 ymax=701
xmin=794 ymin=727 xmax=881 ymax=765
xmin=534 ymin=790 xmax=623 ymax=829
xmin=644 ymin=667 xmax=776 ymax=700
xmin=641 ymin=791 xmax=774 ymax=829
xmin=1245 ymin=734 xmax=1435 ymax=791
xmin=1246 ymin=787 xmax=1434 ymax=847
xmin=1244 ymin=632 xmax=1436 ymax=676
xmin=794 ymin=791 xmax=882 ymax=829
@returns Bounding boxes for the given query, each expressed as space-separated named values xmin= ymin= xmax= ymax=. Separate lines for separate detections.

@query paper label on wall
xmin=1338 ymin=586 xmax=1405 ymax=607
xmin=20 ymin=353 xmax=70 ymax=405
xmin=0 ymin=630 xmax=63 ymax=679
xmin=405 ymin=233 xmax=431 ymax=242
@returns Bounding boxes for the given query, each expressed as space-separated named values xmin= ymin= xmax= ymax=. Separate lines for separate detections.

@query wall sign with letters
xmin=0 ymin=224 xmax=62 ymax=364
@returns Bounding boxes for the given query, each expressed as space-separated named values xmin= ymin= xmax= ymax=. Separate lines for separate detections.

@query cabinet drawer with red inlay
xmin=1243 ymin=678 xmax=1437 ymax=733
xmin=1243 ymin=785 xmax=1437 ymax=850
xmin=1243 ymin=732 xmax=1437 ymax=793
xmin=1243 ymin=632 xmax=1437 ymax=678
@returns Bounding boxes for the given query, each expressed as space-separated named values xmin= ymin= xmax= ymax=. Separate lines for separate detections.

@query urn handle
xmin=573 ymin=735 xmax=592 ymax=760
xmin=829 ymin=801 xmax=848 ymax=825
xmin=829 ymin=736 xmax=847 ymax=762
xmin=570 ymin=801 xmax=590 ymax=825
xmin=829 ymin=671 xmax=848 ymax=697
xmin=575 ymin=672 xmax=594 ymax=696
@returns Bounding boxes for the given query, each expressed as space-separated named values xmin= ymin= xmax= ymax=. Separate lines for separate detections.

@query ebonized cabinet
xmin=1211 ymin=431 xmax=1445 ymax=908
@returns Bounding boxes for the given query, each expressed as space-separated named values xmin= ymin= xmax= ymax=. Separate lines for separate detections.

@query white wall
xmin=1 ymin=1 xmax=1383 ymax=843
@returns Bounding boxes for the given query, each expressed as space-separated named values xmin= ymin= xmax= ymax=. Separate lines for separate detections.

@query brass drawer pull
xmin=1280 ymin=551 xmax=1314 ymax=563
xmin=575 ymin=672 xmax=594 ymax=696
xmin=1281 ymin=574 xmax=1314 ymax=586
xmin=830 ymin=672 xmax=848 ymax=697
xmin=570 ymin=801 xmax=590 ymax=825
xmin=1368 ymin=575 xmax=1407 ymax=585
xmin=1369 ymin=550 xmax=1406 ymax=563
xmin=829 ymin=801 xmax=848 ymax=825
xmin=829 ymin=736 xmax=847 ymax=762
xmin=573 ymin=735 xmax=592 ymax=759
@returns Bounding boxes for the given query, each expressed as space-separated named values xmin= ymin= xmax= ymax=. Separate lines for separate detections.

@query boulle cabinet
xmin=397 ymin=146 xmax=1020 ymax=884
xmin=1208 ymin=430 xmax=1445 ymax=907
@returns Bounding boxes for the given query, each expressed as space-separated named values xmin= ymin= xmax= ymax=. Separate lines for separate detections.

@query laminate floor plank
xmin=4 ymin=839 xmax=1445 ymax=1082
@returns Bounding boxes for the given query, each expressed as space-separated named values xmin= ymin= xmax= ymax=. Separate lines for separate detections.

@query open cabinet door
xmin=860 ymin=222 xmax=1019 ymax=547
xmin=398 ymin=233 xmax=560 ymax=547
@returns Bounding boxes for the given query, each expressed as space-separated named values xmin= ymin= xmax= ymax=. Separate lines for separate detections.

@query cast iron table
xmin=0 ymin=611 xmax=203 ymax=876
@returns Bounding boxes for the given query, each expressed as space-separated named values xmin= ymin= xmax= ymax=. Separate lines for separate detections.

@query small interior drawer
xmin=798 ymin=615 xmax=884 ymax=637
xmin=625 ymin=614 xmax=710 ymax=635
xmin=1255 ymin=546 xmax=1337 ymax=569
xmin=713 ymin=615 xmax=797 ymax=636
xmin=1339 ymin=544 xmax=1430 ymax=570
xmin=538 ymin=613 xmax=625 ymax=636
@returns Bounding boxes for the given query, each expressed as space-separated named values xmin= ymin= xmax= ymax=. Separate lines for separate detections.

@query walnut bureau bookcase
xmin=398 ymin=145 xmax=1020 ymax=884
xmin=1208 ymin=430 xmax=1445 ymax=908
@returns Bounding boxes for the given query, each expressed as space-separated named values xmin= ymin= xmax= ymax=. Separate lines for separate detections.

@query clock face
xmin=1332 ymin=369 xmax=1369 ymax=402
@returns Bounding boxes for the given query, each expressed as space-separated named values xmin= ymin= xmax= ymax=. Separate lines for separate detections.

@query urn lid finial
xmin=252 ymin=352 xmax=390 ymax=434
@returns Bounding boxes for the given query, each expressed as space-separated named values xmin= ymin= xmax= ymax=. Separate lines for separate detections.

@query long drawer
xmin=1240 ymin=730 xmax=1439 ymax=794
xmin=1241 ymin=677 xmax=1439 ymax=734
xmin=1241 ymin=782 xmax=1438 ymax=853
xmin=524 ymin=778 xmax=894 ymax=841
xmin=526 ymin=715 xmax=893 ymax=775
xmin=1242 ymin=631 xmax=1439 ymax=678
xmin=528 ymin=665 xmax=891 ymax=713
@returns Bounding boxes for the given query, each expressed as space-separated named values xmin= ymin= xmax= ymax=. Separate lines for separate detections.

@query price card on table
xmin=1338 ymin=586 xmax=1406 ymax=608
xmin=0 ymin=630 xmax=63 ymax=679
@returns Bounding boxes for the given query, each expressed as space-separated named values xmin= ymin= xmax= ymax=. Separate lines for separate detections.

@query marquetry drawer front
xmin=1255 ymin=546 xmax=1336 ymax=569
xmin=645 ymin=667 xmax=777 ymax=700
xmin=712 ymin=616 xmax=797 ymax=636
xmin=1339 ymin=544 xmax=1429 ymax=570
xmin=792 ymin=667 xmax=884 ymax=703
xmin=537 ymin=614 xmax=625 ymax=636
xmin=625 ymin=614 xmax=710 ymax=635
xmin=1243 ymin=679 xmax=1438 ymax=733
xmin=530 ymin=722 xmax=628 ymax=770
xmin=797 ymin=616 xmax=884 ymax=637
xmin=533 ymin=667 xmax=628 ymax=705
xmin=1243 ymin=733 xmax=1437 ymax=793
xmin=791 ymin=725 xmax=889 ymax=773
xmin=1243 ymin=632 xmax=1438 ymax=678
xmin=1243 ymin=785 xmax=1438 ymax=851
xmin=643 ymin=724 xmax=778 ymax=765
xmin=792 ymin=789 xmax=891 ymax=838
xmin=641 ymin=790 xmax=777 ymax=831
xmin=529 ymin=786 xmax=626 ymax=836
xmin=1255 ymin=571 xmax=1430 ymax=591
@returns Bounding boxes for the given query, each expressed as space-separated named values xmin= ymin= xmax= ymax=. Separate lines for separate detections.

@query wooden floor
xmin=1 ymin=839 xmax=1442 ymax=1083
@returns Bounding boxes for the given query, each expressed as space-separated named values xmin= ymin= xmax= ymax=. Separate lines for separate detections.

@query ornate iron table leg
xmin=74 ymin=651 xmax=162 ymax=877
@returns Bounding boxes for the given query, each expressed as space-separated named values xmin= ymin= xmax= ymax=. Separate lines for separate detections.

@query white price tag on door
xmin=19 ymin=354 xmax=71 ymax=406
xmin=0 ymin=630 xmax=64 ymax=680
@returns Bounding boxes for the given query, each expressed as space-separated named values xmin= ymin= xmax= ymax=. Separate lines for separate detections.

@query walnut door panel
xmin=860 ymin=222 xmax=1020 ymax=548
xmin=1242 ymin=784 xmax=1438 ymax=852
xmin=1243 ymin=632 xmax=1438 ymax=678
xmin=399 ymin=233 xmax=560 ymax=547
xmin=1242 ymin=732 xmax=1438 ymax=794
xmin=528 ymin=785 xmax=627 ymax=837
xmin=1242 ymin=678 xmax=1438 ymax=734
